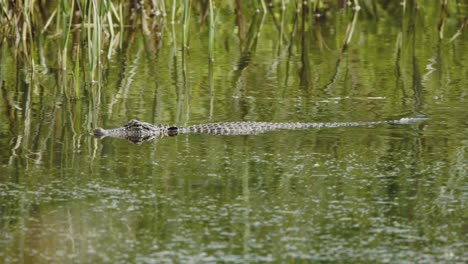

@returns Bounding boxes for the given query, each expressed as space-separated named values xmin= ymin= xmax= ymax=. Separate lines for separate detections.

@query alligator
xmin=92 ymin=117 xmax=428 ymax=144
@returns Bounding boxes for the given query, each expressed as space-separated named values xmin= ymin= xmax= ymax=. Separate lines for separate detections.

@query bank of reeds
xmin=0 ymin=0 xmax=465 ymax=85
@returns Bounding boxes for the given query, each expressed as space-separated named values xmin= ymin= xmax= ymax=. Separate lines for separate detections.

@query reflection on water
xmin=1 ymin=2 xmax=467 ymax=263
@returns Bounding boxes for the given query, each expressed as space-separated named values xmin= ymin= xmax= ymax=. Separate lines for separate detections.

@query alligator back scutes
xmin=179 ymin=122 xmax=324 ymax=135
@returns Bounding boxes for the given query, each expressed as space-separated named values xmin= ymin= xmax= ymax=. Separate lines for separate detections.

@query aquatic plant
xmin=0 ymin=0 xmax=465 ymax=88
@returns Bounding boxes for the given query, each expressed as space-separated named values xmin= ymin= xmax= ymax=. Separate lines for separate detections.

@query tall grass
xmin=181 ymin=0 xmax=191 ymax=51
xmin=207 ymin=0 xmax=214 ymax=62
xmin=0 ymin=0 xmax=465 ymax=88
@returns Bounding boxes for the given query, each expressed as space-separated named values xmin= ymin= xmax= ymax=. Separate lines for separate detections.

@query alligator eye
xmin=168 ymin=126 xmax=178 ymax=136
xmin=127 ymin=119 xmax=142 ymax=127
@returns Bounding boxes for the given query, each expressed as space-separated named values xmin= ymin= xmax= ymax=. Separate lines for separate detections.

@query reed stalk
xmin=182 ymin=0 xmax=191 ymax=51
xmin=450 ymin=16 xmax=468 ymax=42
xmin=208 ymin=0 xmax=214 ymax=62
xmin=259 ymin=0 xmax=267 ymax=13
xmin=60 ymin=0 xmax=75 ymax=70
xmin=437 ymin=0 xmax=448 ymax=39
xmin=342 ymin=7 xmax=360 ymax=52
xmin=87 ymin=0 xmax=102 ymax=82
xmin=208 ymin=60 xmax=214 ymax=119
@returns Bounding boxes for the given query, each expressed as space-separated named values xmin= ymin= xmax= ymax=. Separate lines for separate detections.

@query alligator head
xmin=92 ymin=119 xmax=178 ymax=144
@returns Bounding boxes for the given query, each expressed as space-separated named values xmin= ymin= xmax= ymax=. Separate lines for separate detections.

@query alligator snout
xmin=93 ymin=128 xmax=106 ymax=137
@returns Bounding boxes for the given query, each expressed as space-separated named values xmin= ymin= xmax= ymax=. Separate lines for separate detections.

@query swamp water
xmin=0 ymin=2 xmax=467 ymax=263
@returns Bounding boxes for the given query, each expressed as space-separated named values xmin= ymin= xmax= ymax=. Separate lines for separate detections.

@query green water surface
xmin=0 ymin=2 xmax=467 ymax=263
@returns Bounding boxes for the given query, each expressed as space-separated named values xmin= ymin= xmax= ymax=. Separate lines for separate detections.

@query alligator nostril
xmin=93 ymin=128 xmax=106 ymax=136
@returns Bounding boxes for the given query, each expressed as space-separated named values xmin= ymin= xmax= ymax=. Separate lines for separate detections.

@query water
xmin=1 ymin=2 xmax=467 ymax=263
